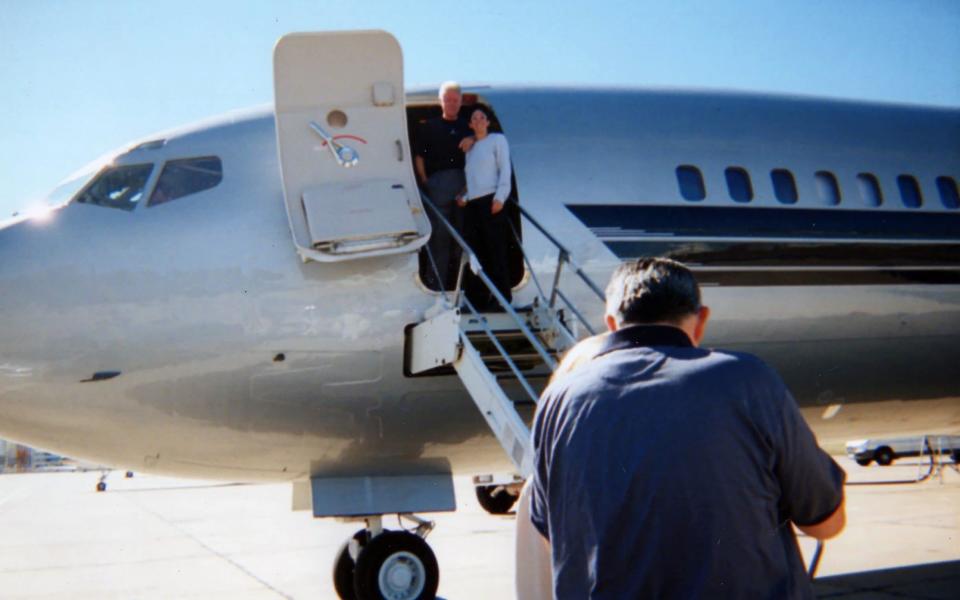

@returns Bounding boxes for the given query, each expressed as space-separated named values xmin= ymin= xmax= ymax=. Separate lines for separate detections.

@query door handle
xmin=309 ymin=121 xmax=359 ymax=168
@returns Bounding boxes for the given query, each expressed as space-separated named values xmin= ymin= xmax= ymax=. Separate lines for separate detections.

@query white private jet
xmin=1 ymin=30 xmax=958 ymax=600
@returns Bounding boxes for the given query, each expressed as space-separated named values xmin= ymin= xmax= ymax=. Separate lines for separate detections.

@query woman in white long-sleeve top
xmin=457 ymin=106 xmax=513 ymax=310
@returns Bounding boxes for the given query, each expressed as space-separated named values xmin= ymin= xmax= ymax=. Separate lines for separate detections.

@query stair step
xmin=466 ymin=328 xmax=538 ymax=338
xmin=460 ymin=313 xmax=545 ymax=333
xmin=479 ymin=351 xmax=556 ymax=362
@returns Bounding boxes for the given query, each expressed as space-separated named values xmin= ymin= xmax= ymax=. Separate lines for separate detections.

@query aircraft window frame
xmin=72 ymin=163 xmax=154 ymax=211
xmin=40 ymin=170 xmax=98 ymax=210
xmin=770 ymin=169 xmax=798 ymax=205
xmin=897 ymin=174 xmax=923 ymax=208
xmin=676 ymin=165 xmax=706 ymax=201
xmin=856 ymin=173 xmax=883 ymax=207
xmin=936 ymin=176 xmax=959 ymax=209
xmin=724 ymin=167 xmax=753 ymax=203
xmin=814 ymin=171 xmax=841 ymax=206
xmin=148 ymin=156 xmax=223 ymax=207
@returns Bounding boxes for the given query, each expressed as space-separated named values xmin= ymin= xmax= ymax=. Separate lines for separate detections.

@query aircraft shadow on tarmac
xmin=813 ymin=560 xmax=960 ymax=598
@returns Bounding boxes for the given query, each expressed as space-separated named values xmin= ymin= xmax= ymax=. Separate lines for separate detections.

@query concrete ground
xmin=0 ymin=456 xmax=957 ymax=599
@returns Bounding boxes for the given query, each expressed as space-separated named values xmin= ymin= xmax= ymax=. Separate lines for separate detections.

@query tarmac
xmin=0 ymin=456 xmax=957 ymax=599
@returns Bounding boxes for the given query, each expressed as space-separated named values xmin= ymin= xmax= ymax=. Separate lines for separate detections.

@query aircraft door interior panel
xmin=273 ymin=30 xmax=430 ymax=262
xmin=301 ymin=180 xmax=419 ymax=253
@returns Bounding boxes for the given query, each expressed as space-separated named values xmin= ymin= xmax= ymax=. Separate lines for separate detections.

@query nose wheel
xmin=333 ymin=516 xmax=439 ymax=600
xmin=355 ymin=530 xmax=437 ymax=600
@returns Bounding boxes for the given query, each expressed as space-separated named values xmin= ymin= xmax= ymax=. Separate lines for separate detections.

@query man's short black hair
xmin=605 ymin=257 xmax=701 ymax=325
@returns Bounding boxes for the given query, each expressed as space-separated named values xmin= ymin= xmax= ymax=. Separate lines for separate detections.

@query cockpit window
xmin=74 ymin=164 xmax=154 ymax=211
xmin=149 ymin=156 xmax=223 ymax=207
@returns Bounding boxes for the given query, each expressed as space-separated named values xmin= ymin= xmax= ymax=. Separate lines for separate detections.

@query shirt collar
xmin=595 ymin=324 xmax=694 ymax=358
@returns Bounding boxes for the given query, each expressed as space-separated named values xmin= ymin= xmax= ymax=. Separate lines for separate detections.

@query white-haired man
xmin=414 ymin=81 xmax=473 ymax=290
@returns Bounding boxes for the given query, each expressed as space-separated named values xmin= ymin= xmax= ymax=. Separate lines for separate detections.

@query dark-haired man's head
xmin=604 ymin=257 xmax=710 ymax=345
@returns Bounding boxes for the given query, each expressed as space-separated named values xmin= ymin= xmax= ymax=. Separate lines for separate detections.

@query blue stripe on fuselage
xmin=565 ymin=204 xmax=960 ymax=241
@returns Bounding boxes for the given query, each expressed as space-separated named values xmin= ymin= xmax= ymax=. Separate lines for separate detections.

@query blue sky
xmin=2 ymin=0 xmax=958 ymax=217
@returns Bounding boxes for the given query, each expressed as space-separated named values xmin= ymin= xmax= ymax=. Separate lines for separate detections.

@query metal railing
xmin=421 ymin=196 xmax=605 ymax=320
xmin=808 ymin=540 xmax=824 ymax=579
xmin=421 ymin=197 xmax=559 ymax=378
xmin=512 ymin=204 xmax=606 ymax=336
xmin=420 ymin=195 xmax=606 ymax=399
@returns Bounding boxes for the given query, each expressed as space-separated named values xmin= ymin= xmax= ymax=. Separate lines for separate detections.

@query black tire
xmin=475 ymin=485 xmax=519 ymax=515
xmin=952 ymin=449 xmax=960 ymax=464
xmin=96 ymin=481 xmax=107 ymax=492
xmin=855 ymin=457 xmax=872 ymax=467
xmin=354 ymin=530 xmax=439 ymax=600
xmin=125 ymin=471 xmax=134 ymax=478
xmin=875 ymin=447 xmax=895 ymax=466
xmin=333 ymin=530 xmax=369 ymax=600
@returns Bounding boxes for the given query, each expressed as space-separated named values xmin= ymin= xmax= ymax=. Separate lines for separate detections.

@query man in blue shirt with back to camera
xmin=524 ymin=257 xmax=846 ymax=599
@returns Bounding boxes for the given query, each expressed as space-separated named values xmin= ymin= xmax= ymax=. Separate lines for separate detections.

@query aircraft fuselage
xmin=1 ymin=87 xmax=958 ymax=482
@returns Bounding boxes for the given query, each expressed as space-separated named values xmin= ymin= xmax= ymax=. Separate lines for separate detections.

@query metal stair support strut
xmin=410 ymin=195 xmax=606 ymax=477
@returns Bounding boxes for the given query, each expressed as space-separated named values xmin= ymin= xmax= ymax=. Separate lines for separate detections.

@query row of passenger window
xmin=676 ymin=165 xmax=960 ymax=209
xmin=74 ymin=156 xmax=223 ymax=211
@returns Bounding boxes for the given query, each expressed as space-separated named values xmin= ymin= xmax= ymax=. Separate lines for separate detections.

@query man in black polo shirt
xmin=414 ymin=81 xmax=472 ymax=290
xmin=526 ymin=257 xmax=846 ymax=599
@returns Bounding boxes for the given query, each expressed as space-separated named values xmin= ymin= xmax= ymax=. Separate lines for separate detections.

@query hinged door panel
xmin=274 ymin=30 xmax=429 ymax=262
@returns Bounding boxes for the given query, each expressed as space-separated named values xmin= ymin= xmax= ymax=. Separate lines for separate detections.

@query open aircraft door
xmin=273 ymin=31 xmax=430 ymax=262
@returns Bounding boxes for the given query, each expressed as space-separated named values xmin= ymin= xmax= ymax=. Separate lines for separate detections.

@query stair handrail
xmin=459 ymin=296 xmax=542 ymax=404
xmin=515 ymin=204 xmax=606 ymax=303
xmin=512 ymin=205 xmax=606 ymax=336
xmin=421 ymin=195 xmax=559 ymax=371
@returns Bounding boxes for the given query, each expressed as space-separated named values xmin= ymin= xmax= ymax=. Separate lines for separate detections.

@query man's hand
xmin=456 ymin=194 xmax=467 ymax=208
xmin=491 ymin=199 xmax=504 ymax=214
xmin=414 ymin=155 xmax=428 ymax=187
xmin=459 ymin=136 xmax=475 ymax=152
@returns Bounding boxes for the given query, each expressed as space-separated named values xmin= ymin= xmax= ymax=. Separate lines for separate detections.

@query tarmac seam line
xmin=118 ymin=490 xmax=297 ymax=600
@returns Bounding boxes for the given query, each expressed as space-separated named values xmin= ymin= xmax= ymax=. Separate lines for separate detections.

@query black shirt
xmin=415 ymin=116 xmax=471 ymax=177
xmin=530 ymin=325 xmax=845 ymax=599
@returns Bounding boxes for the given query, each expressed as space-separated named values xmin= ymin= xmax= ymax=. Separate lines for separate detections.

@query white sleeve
xmin=515 ymin=481 xmax=553 ymax=600
xmin=494 ymin=135 xmax=512 ymax=202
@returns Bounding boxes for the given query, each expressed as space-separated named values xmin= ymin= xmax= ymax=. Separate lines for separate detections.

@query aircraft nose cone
xmin=0 ymin=218 xmax=54 ymax=357
xmin=0 ymin=213 xmax=98 ymax=453
xmin=0 ymin=214 xmax=75 ymax=406
xmin=0 ymin=220 xmax=34 ymax=400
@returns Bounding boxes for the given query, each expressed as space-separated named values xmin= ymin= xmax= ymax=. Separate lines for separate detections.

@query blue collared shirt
xmin=530 ymin=325 xmax=844 ymax=599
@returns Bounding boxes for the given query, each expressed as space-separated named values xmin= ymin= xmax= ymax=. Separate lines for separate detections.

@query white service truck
xmin=846 ymin=435 xmax=960 ymax=466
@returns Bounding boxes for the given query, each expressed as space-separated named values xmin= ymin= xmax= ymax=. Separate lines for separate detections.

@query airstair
xmin=407 ymin=198 xmax=606 ymax=477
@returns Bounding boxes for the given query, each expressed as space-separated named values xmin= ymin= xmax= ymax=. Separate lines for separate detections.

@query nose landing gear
xmin=333 ymin=514 xmax=440 ymax=600
xmin=95 ymin=470 xmax=109 ymax=492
